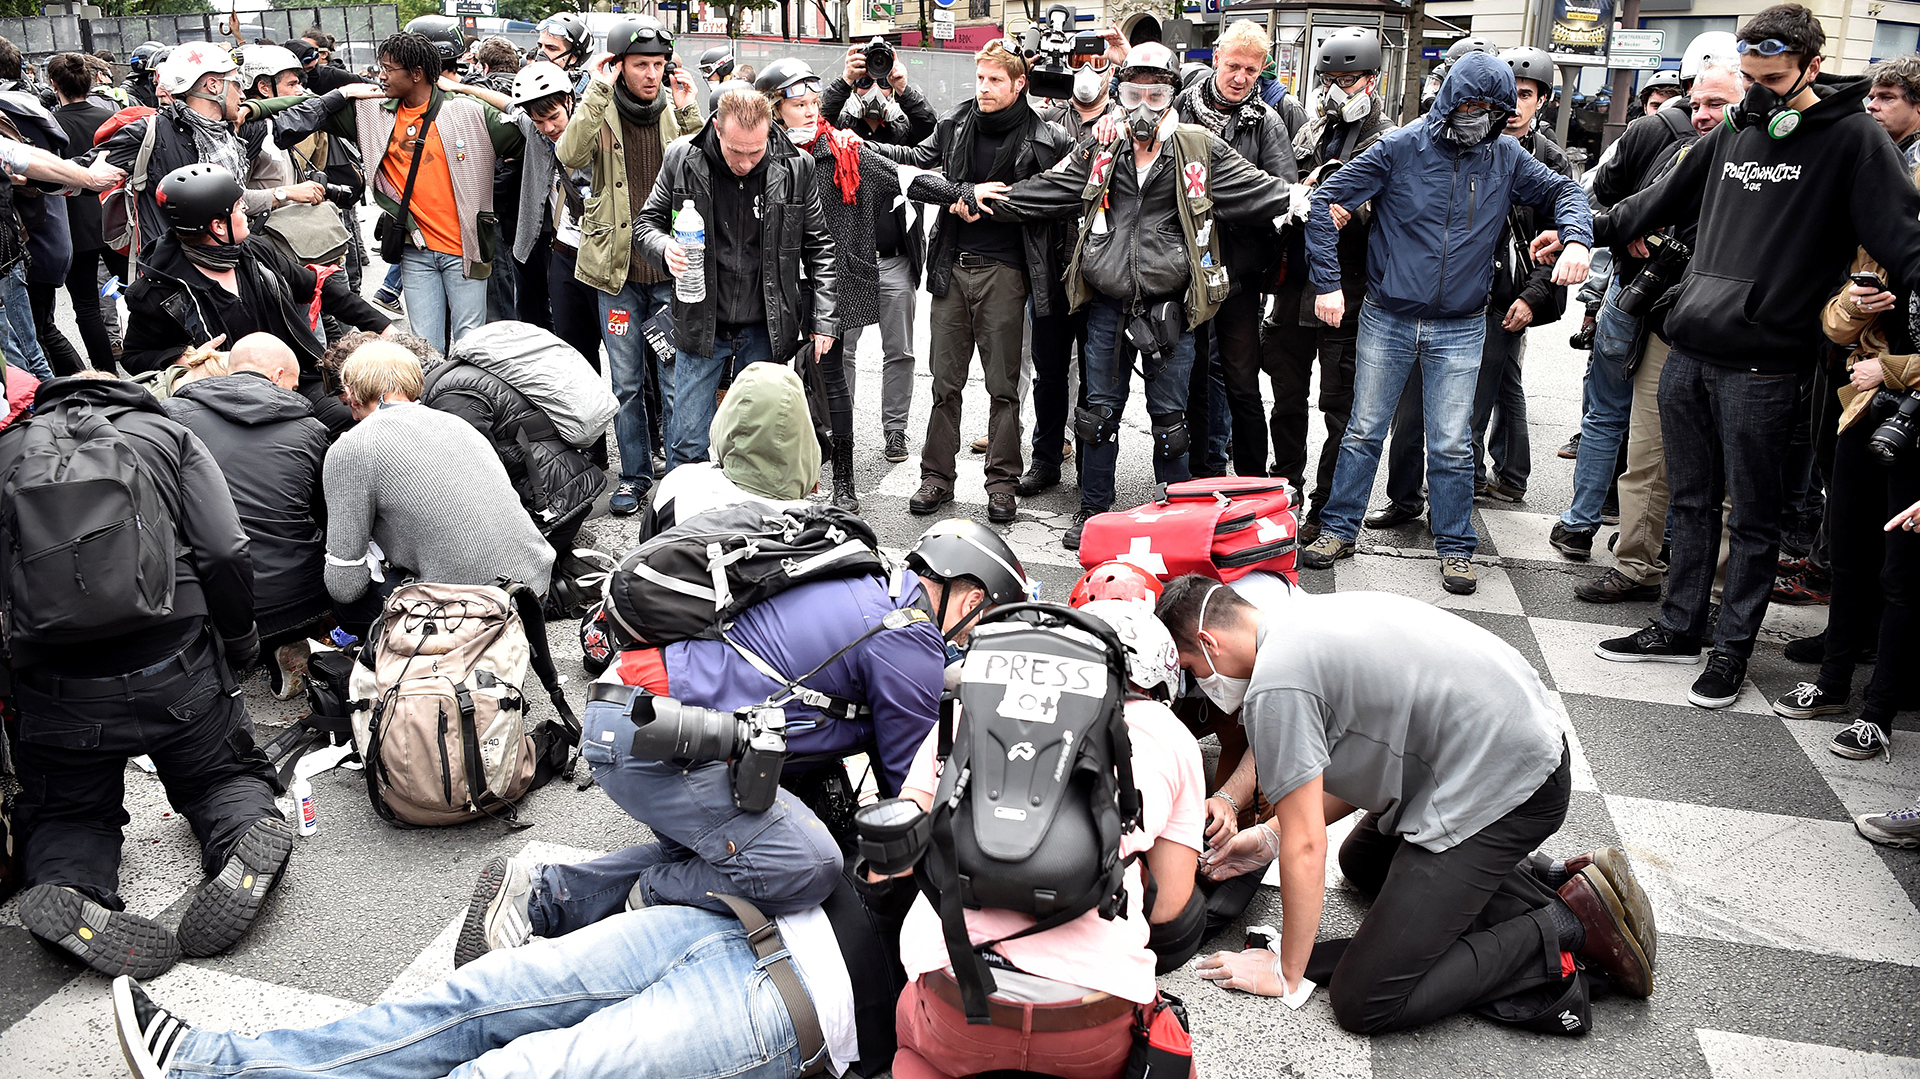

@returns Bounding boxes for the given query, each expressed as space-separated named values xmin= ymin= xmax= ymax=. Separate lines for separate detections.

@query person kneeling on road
xmin=1156 ymin=575 xmax=1656 ymax=1034
xmin=455 ymin=520 xmax=1035 ymax=961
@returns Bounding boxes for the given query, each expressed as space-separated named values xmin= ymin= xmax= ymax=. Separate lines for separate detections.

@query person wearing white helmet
xmin=235 ymin=44 xmax=329 ymax=213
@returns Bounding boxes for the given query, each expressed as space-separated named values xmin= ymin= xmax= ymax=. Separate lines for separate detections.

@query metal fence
xmin=2 ymin=4 xmax=398 ymax=76
xmin=679 ymin=34 xmax=984 ymax=115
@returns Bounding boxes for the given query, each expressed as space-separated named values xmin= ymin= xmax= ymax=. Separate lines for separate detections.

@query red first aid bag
xmin=1079 ymin=477 xmax=1298 ymax=585
xmin=1123 ymin=993 xmax=1195 ymax=1079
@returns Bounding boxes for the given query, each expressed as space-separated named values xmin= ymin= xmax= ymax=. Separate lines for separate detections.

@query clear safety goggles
xmin=778 ymin=77 xmax=823 ymax=99
xmin=1117 ymin=82 xmax=1173 ymax=109
xmin=1319 ymin=71 xmax=1368 ymax=89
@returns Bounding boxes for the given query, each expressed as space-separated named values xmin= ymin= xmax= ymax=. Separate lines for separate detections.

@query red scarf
xmin=794 ymin=119 xmax=864 ymax=205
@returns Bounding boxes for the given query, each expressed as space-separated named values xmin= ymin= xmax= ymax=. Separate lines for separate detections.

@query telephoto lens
xmin=854 ymin=797 xmax=933 ymax=876
xmin=632 ymin=695 xmax=743 ymax=762
xmin=324 ymin=183 xmax=359 ymax=208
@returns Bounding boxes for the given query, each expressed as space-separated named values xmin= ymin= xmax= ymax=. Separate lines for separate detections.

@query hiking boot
xmin=883 ymin=430 xmax=909 ymax=463
xmin=456 ymin=856 xmax=536 ymax=968
xmin=1575 ymin=569 xmax=1660 ymax=604
xmin=1363 ymin=502 xmax=1422 ymax=529
xmin=1686 ymin=652 xmax=1747 ymax=710
xmin=269 ymin=640 xmax=309 ymax=702
xmin=1563 ymin=848 xmax=1657 ymax=964
xmin=1550 ymin=521 xmax=1596 ymax=561
xmin=176 ymin=817 xmax=295 ymax=957
xmin=1558 ymin=431 xmax=1581 ymax=459
xmin=830 ymin=439 xmax=859 ymax=513
xmin=1856 ymin=803 xmax=1920 ymax=848
xmin=19 ymin=885 xmax=178 ymax=979
xmin=1297 ymin=516 xmax=1323 ymax=546
xmin=1300 ymin=533 xmax=1356 ymax=570
xmin=1441 ymin=557 xmax=1477 ymax=595
xmin=1014 ymin=465 xmax=1060 ymax=497
xmin=1771 ymin=572 xmax=1830 ymax=606
xmin=1484 ymin=476 xmax=1525 ymax=503
xmin=1559 ymin=866 xmax=1654 ymax=998
xmin=970 ymin=435 xmax=988 ymax=453
xmin=987 ymin=492 xmax=1016 ymax=524
xmin=908 ymin=481 xmax=953 ymax=515
xmin=1063 ymin=509 xmax=1097 ymax=551
xmin=1772 ymin=681 xmax=1850 ymax=719
xmin=1831 ymin=718 xmax=1892 ymax=761
xmin=1596 ymin=622 xmax=1703 ymax=664
xmin=113 ymin=977 xmax=190 ymax=1079
xmin=609 ymin=480 xmax=643 ymax=516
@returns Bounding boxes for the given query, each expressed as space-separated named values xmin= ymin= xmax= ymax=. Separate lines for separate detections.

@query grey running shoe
xmin=456 ymin=855 xmax=537 ymax=968
xmin=1857 ymin=804 xmax=1920 ymax=848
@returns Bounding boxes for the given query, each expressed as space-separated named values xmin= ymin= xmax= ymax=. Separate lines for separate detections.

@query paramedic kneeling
xmin=1156 ymin=575 xmax=1658 ymax=1034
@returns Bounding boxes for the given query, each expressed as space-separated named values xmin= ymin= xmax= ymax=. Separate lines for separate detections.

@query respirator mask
xmin=1119 ymin=80 xmax=1174 ymax=143
xmin=1725 ymin=41 xmax=1811 ymax=139
xmin=1315 ymin=73 xmax=1373 ymax=123
xmin=1072 ymin=65 xmax=1105 ymax=105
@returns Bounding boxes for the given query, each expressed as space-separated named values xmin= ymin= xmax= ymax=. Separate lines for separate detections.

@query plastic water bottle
xmin=673 ymin=199 xmax=706 ymax=304
xmin=291 ymin=776 xmax=318 ymax=837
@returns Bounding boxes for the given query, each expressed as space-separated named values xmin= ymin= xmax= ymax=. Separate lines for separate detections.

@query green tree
xmin=93 ymin=0 xmax=214 ymax=13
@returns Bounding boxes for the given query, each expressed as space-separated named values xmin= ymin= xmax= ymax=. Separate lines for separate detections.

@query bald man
xmin=163 ymin=336 xmax=333 ymax=696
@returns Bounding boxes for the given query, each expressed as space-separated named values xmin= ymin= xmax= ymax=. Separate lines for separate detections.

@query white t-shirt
xmin=648 ymin=462 xmax=811 ymax=532
xmin=774 ymin=905 xmax=860 ymax=1077
xmin=895 ymin=698 xmax=1207 ymax=1005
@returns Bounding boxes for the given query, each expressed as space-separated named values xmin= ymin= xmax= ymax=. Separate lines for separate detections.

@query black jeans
xmin=1028 ymin=296 xmax=1086 ymax=474
xmin=1211 ymin=287 xmax=1271 ymax=477
xmin=1266 ymin=283 xmax=1359 ymax=518
xmin=1817 ymin=420 xmax=1920 ymax=727
xmin=1657 ymin=348 xmax=1802 ymax=658
xmin=65 ymin=246 xmax=123 ymax=370
xmin=10 ymin=630 xmax=279 ymax=911
xmin=28 ymin=279 xmax=85 ymax=377
xmin=819 ymin=339 xmax=853 ymax=444
xmin=1306 ymin=748 xmax=1571 ymax=1035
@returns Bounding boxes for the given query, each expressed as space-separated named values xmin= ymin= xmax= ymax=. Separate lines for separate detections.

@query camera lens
xmin=647 ymin=696 xmax=743 ymax=761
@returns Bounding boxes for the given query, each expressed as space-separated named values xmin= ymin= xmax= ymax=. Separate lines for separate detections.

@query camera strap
xmin=708 ymin=893 xmax=829 ymax=1078
xmin=722 ymin=606 xmax=931 ymax=721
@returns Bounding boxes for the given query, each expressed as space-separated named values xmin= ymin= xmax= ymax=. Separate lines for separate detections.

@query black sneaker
xmin=1550 ymin=521 xmax=1596 ymax=561
xmin=1363 ymin=502 xmax=1422 ymax=529
xmin=1558 ymin=431 xmax=1581 ymax=459
xmin=1014 ymin=465 xmax=1059 ymax=497
xmin=112 ymin=976 xmax=190 ymax=1079
xmin=1063 ymin=509 xmax=1096 ymax=551
xmin=883 ymin=430 xmax=909 ymax=463
xmin=1832 ymin=718 xmax=1892 ymax=760
xmin=18 ymin=885 xmax=179 ymax=979
xmin=1596 ymin=623 xmax=1703 ymax=664
xmin=176 ymin=817 xmax=295 ymax=958
xmin=1687 ymin=652 xmax=1747 ymax=710
xmin=1574 ymin=569 xmax=1661 ymax=604
xmin=1772 ymin=681 xmax=1850 ymax=719
xmin=1783 ymin=632 xmax=1826 ymax=665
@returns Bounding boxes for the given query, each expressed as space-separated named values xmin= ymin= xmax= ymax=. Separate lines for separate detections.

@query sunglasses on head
xmin=779 ymin=77 xmax=823 ymax=98
xmin=1736 ymin=38 xmax=1797 ymax=56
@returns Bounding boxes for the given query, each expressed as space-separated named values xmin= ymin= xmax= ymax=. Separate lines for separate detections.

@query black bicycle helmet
xmin=537 ymin=12 xmax=592 ymax=64
xmin=1445 ymin=35 xmax=1500 ymax=63
xmin=156 ymin=163 xmax=244 ymax=238
xmin=699 ymin=44 xmax=736 ymax=80
xmin=1313 ymin=27 xmax=1382 ymax=75
xmin=906 ymin=519 xmax=1032 ymax=606
xmin=753 ymin=57 xmax=817 ymax=97
xmin=128 ymin=41 xmax=167 ymax=76
xmin=405 ymin=15 xmax=467 ymax=65
xmin=607 ymin=16 xmax=674 ymax=58
xmin=1501 ymin=46 xmax=1557 ymax=92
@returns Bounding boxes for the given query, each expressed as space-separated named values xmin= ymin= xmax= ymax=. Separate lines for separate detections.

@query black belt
xmin=551 ymin=237 xmax=579 ymax=257
xmin=877 ymin=246 xmax=904 ymax=260
xmin=21 ymin=630 xmax=219 ymax=699
xmin=955 ymin=251 xmax=1006 ymax=270
xmin=588 ymin=682 xmax=642 ymax=708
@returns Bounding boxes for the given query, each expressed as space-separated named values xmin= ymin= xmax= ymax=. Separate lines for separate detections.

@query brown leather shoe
xmin=1560 ymin=866 xmax=1653 ymax=997
xmin=1564 ymin=848 xmax=1657 ymax=963
xmin=970 ymin=435 xmax=989 ymax=453
xmin=909 ymin=481 xmax=954 ymax=516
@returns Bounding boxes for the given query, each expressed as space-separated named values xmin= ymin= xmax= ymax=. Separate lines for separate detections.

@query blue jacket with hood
xmin=1306 ymin=52 xmax=1593 ymax=319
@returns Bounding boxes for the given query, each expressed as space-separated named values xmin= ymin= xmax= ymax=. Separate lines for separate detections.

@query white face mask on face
xmin=786 ymin=124 xmax=814 ymax=145
xmin=1193 ymin=584 xmax=1251 ymax=712
xmin=1072 ymin=66 xmax=1104 ymax=105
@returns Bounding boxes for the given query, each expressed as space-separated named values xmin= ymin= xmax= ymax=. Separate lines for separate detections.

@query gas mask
xmin=1445 ymin=106 xmax=1498 ymax=147
xmin=1727 ymin=70 xmax=1809 ymax=138
xmin=860 ymin=84 xmax=899 ymax=122
xmin=1119 ymin=80 xmax=1176 ymax=143
xmin=1315 ymin=78 xmax=1373 ymax=123
xmin=1072 ymin=65 xmax=1105 ymax=106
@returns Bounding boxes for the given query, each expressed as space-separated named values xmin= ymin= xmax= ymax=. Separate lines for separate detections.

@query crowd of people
xmin=0 ymin=2 xmax=1911 ymax=1076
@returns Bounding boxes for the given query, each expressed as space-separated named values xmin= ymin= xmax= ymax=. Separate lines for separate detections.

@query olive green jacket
xmin=555 ymin=79 xmax=701 ymax=296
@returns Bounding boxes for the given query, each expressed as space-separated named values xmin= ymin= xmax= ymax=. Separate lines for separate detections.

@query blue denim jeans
xmin=400 ymin=248 xmax=487 ymax=356
xmin=598 ymin=280 xmax=675 ymax=486
xmin=0 ymin=262 xmax=49 ymax=380
xmin=379 ymin=261 xmax=403 ymax=294
xmin=669 ymin=323 xmax=773 ymax=468
xmin=1320 ymin=300 xmax=1486 ymax=557
xmin=1560 ymin=279 xmax=1640 ymax=531
xmin=1656 ymin=347 xmax=1802 ymax=659
xmin=168 ymin=903 xmax=805 ymax=1079
xmin=555 ymin=697 xmax=842 ymax=927
xmin=1080 ymin=300 xmax=1194 ymax=513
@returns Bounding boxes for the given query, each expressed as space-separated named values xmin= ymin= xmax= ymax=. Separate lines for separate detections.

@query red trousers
xmin=890 ymin=978 xmax=1138 ymax=1079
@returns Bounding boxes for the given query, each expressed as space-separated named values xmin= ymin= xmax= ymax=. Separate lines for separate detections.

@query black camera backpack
xmin=920 ymin=603 xmax=1143 ymax=1022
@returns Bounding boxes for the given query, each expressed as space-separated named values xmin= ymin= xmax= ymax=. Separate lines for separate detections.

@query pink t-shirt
xmin=896 ymin=698 xmax=1207 ymax=1005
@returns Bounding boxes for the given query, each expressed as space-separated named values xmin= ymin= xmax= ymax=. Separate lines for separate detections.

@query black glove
xmin=222 ymin=627 xmax=261 ymax=677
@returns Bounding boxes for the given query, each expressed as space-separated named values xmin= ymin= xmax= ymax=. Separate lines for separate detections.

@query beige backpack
xmin=348 ymin=581 xmax=579 ymax=827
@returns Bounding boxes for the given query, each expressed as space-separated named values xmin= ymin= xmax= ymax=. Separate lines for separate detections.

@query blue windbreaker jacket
xmin=1306 ymin=52 xmax=1593 ymax=319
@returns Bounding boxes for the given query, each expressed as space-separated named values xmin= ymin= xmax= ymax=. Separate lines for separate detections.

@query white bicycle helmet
xmin=510 ymin=61 xmax=573 ymax=108
xmin=1680 ymin=31 xmax=1739 ymax=82
xmin=157 ymin=42 xmax=239 ymax=97
xmin=1077 ymin=600 xmax=1180 ymax=698
xmin=238 ymin=45 xmax=301 ymax=93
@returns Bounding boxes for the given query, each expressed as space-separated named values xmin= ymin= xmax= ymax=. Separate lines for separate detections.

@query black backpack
xmin=919 ymin=603 xmax=1144 ymax=1022
xmin=603 ymin=502 xmax=892 ymax=648
xmin=0 ymin=396 xmax=178 ymax=644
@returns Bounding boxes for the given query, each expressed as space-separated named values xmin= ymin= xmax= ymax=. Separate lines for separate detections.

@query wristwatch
xmin=273 ymin=186 xmax=287 ymax=206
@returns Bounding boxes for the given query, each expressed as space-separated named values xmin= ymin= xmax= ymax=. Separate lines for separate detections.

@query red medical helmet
xmin=1069 ymin=560 xmax=1164 ymax=608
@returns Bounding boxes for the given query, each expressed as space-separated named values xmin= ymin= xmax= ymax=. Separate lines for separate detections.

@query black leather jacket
xmin=637 ymin=123 xmax=839 ymax=362
xmin=1175 ymin=84 xmax=1299 ymax=280
xmin=1491 ymin=129 xmax=1574 ymax=325
xmin=866 ymin=102 xmax=1072 ymax=316
xmin=419 ymin=360 xmax=600 ymax=540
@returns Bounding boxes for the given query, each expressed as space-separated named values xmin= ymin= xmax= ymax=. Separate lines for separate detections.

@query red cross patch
xmin=1183 ymin=161 xmax=1207 ymax=198
xmin=1090 ymin=151 xmax=1113 ymax=189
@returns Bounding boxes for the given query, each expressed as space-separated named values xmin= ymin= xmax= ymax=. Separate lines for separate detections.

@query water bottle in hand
xmin=673 ymin=199 xmax=706 ymax=304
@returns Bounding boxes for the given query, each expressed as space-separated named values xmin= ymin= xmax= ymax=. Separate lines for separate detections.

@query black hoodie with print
xmin=1596 ymin=74 xmax=1920 ymax=373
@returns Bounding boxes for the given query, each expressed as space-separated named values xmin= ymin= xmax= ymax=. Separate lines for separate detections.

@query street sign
xmin=1609 ymin=53 xmax=1663 ymax=70
xmin=933 ymin=0 xmax=954 ymax=7
xmin=1163 ymin=16 xmax=1194 ymax=50
xmin=1422 ymin=47 xmax=1441 ymax=59
xmin=1610 ymin=29 xmax=1664 ymax=54
xmin=1548 ymin=0 xmax=1614 ymax=67
xmin=932 ymin=18 xmax=954 ymax=38
xmin=932 ymin=9 xmax=953 ymax=21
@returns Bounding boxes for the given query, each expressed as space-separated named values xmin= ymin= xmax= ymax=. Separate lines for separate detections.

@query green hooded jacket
xmin=710 ymin=362 xmax=819 ymax=501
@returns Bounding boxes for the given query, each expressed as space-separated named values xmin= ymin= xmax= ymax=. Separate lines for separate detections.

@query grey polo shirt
xmin=1243 ymin=590 xmax=1564 ymax=852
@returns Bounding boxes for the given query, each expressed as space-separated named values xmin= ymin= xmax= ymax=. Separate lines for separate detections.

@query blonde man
xmin=323 ymin=341 xmax=554 ymax=630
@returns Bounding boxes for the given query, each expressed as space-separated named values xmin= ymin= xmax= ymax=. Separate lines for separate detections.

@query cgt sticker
xmin=606 ymin=308 xmax=631 ymax=337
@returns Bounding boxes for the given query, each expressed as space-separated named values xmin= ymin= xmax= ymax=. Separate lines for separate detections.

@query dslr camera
xmin=323 ymin=183 xmax=360 ymax=209
xmin=1870 ymin=389 xmax=1920 ymax=463
xmin=856 ymin=36 xmax=894 ymax=88
xmin=1015 ymin=4 xmax=1079 ymax=100
xmin=625 ymin=694 xmax=788 ymax=813
xmin=1613 ymin=230 xmax=1692 ymax=319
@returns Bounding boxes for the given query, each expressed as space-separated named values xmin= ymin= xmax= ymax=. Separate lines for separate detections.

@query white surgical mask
xmin=1072 ymin=66 xmax=1104 ymax=105
xmin=1193 ymin=584 xmax=1251 ymax=713
xmin=786 ymin=124 xmax=814 ymax=145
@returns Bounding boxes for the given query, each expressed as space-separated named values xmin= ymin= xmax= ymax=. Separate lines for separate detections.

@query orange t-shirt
xmin=380 ymin=100 xmax=462 ymax=258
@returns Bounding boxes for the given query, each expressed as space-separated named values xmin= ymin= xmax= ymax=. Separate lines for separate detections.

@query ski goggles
xmin=1117 ymin=82 xmax=1174 ymax=109
xmin=1067 ymin=52 xmax=1110 ymax=71
xmin=1735 ymin=38 xmax=1798 ymax=56
xmin=776 ymin=77 xmax=824 ymax=98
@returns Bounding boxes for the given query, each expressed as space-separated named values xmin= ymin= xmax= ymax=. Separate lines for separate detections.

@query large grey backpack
xmin=0 ymin=397 xmax=178 ymax=644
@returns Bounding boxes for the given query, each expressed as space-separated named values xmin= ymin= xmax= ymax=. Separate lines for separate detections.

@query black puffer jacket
xmin=637 ymin=123 xmax=839 ymax=362
xmin=865 ymin=101 xmax=1073 ymax=316
xmin=162 ymin=371 xmax=329 ymax=621
xmin=419 ymin=360 xmax=600 ymax=541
